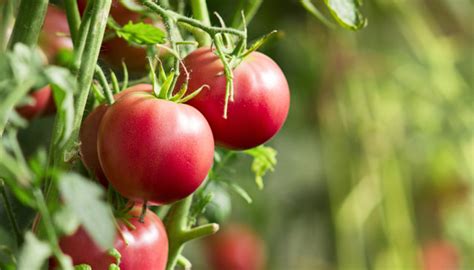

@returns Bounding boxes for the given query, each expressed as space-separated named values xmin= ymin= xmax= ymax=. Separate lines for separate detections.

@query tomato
xmin=422 ymin=240 xmax=459 ymax=270
xmin=16 ymin=85 xmax=55 ymax=120
xmin=177 ymin=48 xmax=290 ymax=150
xmin=97 ymin=91 xmax=214 ymax=204
xmin=205 ymin=224 xmax=266 ymax=270
xmin=204 ymin=182 xmax=232 ymax=223
xmin=78 ymin=0 xmax=160 ymax=73
xmin=52 ymin=208 xmax=168 ymax=270
xmin=79 ymin=84 xmax=153 ymax=186
xmin=39 ymin=5 xmax=73 ymax=64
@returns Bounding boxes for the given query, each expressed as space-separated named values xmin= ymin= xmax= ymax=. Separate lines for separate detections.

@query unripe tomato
xmin=97 ymin=92 xmax=214 ymax=204
xmin=79 ymin=84 xmax=153 ymax=185
xmin=204 ymin=182 xmax=232 ymax=223
xmin=52 ymin=208 xmax=168 ymax=270
xmin=205 ymin=224 xmax=266 ymax=270
xmin=39 ymin=5 xmax=73 ymax=64
xmin=16 ymin=85 xmax=55 ymax=120
xmin=178 ymin=48 xmax=290 ymax=150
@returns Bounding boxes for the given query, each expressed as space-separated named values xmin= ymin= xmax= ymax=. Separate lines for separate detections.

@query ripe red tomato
xmin=97 ymin=91 xmax=214 ymax=204
xmin=205 ymin=224 xmax=266 ymax=270
xmin=16 ymin=85 xmax=55 ymax=120
xmin=178 ymin=48 xmax=290 ymax=150
xmin=53 ymin=208 xmax=168 ymax=270
xmin=39 ymin=5 xmax=73 ymax=64
xmin=422 ymin=240 xmax=459 ymax=270
xmin=79 ymin=84 xmax=153 ymax=186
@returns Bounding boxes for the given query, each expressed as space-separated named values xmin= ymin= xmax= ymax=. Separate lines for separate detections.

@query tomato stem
xmin=190 ymin=0 xmax=211 ymax=46
xmin=7 ymin=0 xmax=48 ymax=49
xmin=63 ymin=0 xmax=82 ymax=42
xmin=164 ymin=195 xmax=219 ymax=270
xmin=44 ymin=0 xmax=112 ymax=205
xmin=0 ymin=180 xmax=22 ymax=246
xmin=139 ymin=200 xmax=148 ymax=223
xmin=33 ymin=189 xmax=72 ymax=269
xmin=231 ymin=0 xmax=263 ymax=29
xmin=0 ymin=1 xmax=13 ymax=52
xmin=141 ymin=1 xmax=246 ymax=38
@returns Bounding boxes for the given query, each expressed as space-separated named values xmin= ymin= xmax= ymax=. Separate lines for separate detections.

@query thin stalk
xmin=190 ymin=0 xmax=211 ymax=46
xmin=164 ymin=195 xmax=219 ymax=270
xmin=96 ymin=67 xmax=115 ymax=104
xmin=0 ymin=180 xmax=22 ymax=246
xmin=7 ymin=0 xmax=48 ymax=49
xmin=300 ymin=0 xmax=335 ymax=29
xmin=141 ymin=1 xmax=246 ymax=38
xmin=231 ymin=0 xmax=263 ymax=29
xmin=62 ymin=0 xmax=112 ymax=162
xmin=0 ymin=0 xmax=13 ymax=51
xmin=33 ymin=189 xmax=71 ymax=269
xmin=63 ymin=0 xmax=82 ymax=42
xmin=0 ymin=80 xmax=36 ymax=136
xmin=45 ymin=0 xmax=112 ymax=197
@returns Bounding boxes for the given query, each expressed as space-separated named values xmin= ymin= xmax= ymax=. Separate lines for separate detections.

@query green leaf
xmin=17 ymin=232 xmax=51 ymax=270
xmin=221 ymin=180 xmax=253 ymax=204
xmin=58 ymin=173 xmax=116 ymax=250
xmin=116 ymin=22 xmax=166 ymax=46
xmin=44 ymin=66 xmax=76 ymax=146
xmin=324 ymin=0 xmax=367 ymax=30
xmin=243 ymin=145 xmax=277 ymax=189
xmin=300 ymin=0 xmax=336 ymax=29
xmin=53 ymin=206 xmax=80 ymax=236
xmin=241 ymin=30 xmax=278 ymax=58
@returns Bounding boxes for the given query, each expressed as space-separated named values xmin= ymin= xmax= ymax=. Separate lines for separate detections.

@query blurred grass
xmin=200 ymin=0 xmax=474 ymax=269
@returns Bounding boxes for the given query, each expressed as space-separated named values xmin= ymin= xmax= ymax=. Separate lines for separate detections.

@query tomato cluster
xmin=36 ymin=2 xmax=289 ymax=269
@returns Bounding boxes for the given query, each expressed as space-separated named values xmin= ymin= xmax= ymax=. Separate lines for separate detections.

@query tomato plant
xmin=0 ymin=0 xmax=369 ymax=269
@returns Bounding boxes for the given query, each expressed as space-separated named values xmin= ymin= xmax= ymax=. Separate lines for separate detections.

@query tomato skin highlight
xmin=53 ymin=208 xmax=168 ymax=270
xmin=97 ymin=92 xmax=214 ymax=204
xmin=179 ymin=48 xmax=290 ymax=150
xmin=16 ymin=85 xmax=55 ymax=120
xmin=205 ymin=224 xmax=266 ymax=270
xmin=79 ymin=84 xmax=153 ymax=186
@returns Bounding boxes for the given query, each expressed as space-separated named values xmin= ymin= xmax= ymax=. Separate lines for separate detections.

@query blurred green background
xmin=187 ymin=0 xmax=474 ymax=269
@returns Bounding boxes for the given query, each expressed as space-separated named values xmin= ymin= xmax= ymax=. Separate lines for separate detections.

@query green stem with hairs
xmin=164 ymin=195 xmax=219 ymax=270
xmin=0 ymin=180 xmax=22 ymax=246
xmin=45 ymin=0 xmax=112 ymax=198
xmin=0 ymin=0 xmax=13 ymax=51
xmin=190 ymin=0 xmax=211 ymax=46
xmin=7 ymin=0 xmax=48 ymax=49
xmin=141 ymin=1 xmax=246 ymax=38
xmin=231 ymin=0 xmax=263 ymax=29
xmin=63 ymin=0 xmax=82 ymax=42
